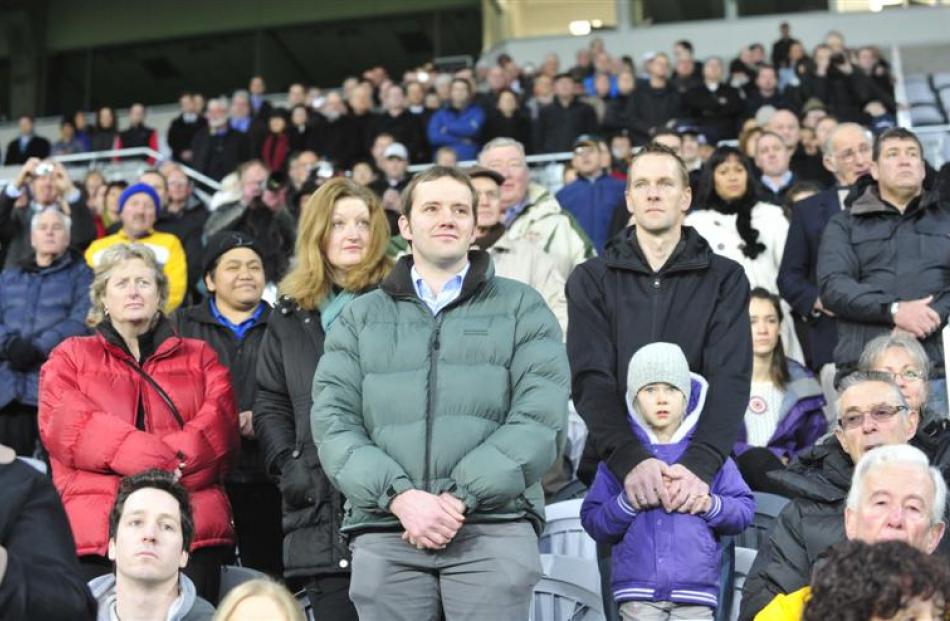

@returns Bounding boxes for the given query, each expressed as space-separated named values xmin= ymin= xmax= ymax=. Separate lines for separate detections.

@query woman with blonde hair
xmin=214 ymin=578 xmax=305 ymax=621
xmin=253 ymin=177 xmax=391 ymax=620
xmin=38 ymin=243 xmax=239 ymax=601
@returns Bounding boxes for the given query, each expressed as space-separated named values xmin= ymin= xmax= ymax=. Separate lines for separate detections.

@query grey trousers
xmin=620 ymin=601 xmax=714 ymax=620
xmin=349 ymin=521 xmax=541 ymax=621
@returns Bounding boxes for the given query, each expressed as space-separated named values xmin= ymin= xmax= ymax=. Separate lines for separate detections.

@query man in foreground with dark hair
xmin=88 ymin=469 xmax=215 ymax=621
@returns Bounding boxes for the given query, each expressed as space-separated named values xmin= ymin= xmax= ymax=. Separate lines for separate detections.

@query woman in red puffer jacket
xmin=38 ymin=242 xmax=239 ymax=602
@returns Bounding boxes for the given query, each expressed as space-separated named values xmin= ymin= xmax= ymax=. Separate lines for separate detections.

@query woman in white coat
xmin=685 ymin=146 xmax=804 ymax=363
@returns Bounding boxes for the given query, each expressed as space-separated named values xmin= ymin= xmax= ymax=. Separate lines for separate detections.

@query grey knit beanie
xmin=626 ymin=342 xmax=691 ymax=399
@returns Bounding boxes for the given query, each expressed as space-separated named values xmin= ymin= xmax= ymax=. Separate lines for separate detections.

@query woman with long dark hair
xmin=734 ymin=288 xmax=826 ymax=492
xmin=686 ymin=145 xmax=804 ymax=362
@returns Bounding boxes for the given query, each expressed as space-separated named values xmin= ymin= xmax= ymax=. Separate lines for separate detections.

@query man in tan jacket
xmin=479 ymin=138 xmax=595 ymax=280
xmin=467 ymin=165 xmax=568 ymax=337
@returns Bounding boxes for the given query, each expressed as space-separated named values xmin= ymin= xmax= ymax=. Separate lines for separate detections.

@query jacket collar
xmin=381 ymin=249 xmax=493 ymax=308
xmin=604 ymin=225 xmax=712 ymax=275
xmin=182 ymin=299 xmax=271 ymax=329
xmin=627 ymin=373 xmax=709 ymax=447
xmin=17 ymin=248 xmax=80 ymax=274
xmin=96 ymin=315 xmax=179 ymax=364
xmin=770 ymin=436 xmax=854 ymax=501
xmin=848 ymin=179 xmax=932 ymax=216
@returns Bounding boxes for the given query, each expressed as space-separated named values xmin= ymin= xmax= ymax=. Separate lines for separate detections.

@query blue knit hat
xmin=117 ymin=183 xmax=161 ymax=217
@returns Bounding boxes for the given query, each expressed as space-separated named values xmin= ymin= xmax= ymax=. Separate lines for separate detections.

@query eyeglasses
xmin=838 ymin=404 xmax=907 ymax=430
xmin=874 ymin=369 xmax=925 ymax=383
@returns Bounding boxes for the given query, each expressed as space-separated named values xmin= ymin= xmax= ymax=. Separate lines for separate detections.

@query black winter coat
xmin=738 ymin=438 xmax=852 ymax=620
xmin=626 ymin=84 xmax=684 ymax=145
xmin=189 ymin=128 xmax=251 ymax=182
xmin=155 ymin=199 xmax=209 ymax=306
xmin=172 ymin=301 xmax=271 ymax=483
xmin=684 ymin=83 xmax=744 ymax=143
xmin=0 ymin=457 xmax=96 ymax=620
xmin=818 ymin=182 xmax=950 ymax=377
xmin=253 ymin=297 xmax=348 ymax=578
xmin=532 ymin=99 xmax=598 ymax=154
xmin=566 ymin=226 xmax=752 ymax=485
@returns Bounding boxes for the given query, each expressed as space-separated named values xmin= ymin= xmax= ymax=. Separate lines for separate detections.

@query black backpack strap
xmin=121 ymin=359 xmax=185 ymax=429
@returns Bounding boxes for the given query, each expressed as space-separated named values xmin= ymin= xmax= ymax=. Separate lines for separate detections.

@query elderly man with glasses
xmin=739 ymin=370 xmax=926 ymax=619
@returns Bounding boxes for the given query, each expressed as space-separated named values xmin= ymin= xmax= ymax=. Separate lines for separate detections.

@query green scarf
xmin=318 ymin=289 xmax=358 ymax=332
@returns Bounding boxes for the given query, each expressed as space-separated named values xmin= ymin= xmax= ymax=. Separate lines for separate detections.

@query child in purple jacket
xmin=581 ymin=342 xmax=754 ymax=620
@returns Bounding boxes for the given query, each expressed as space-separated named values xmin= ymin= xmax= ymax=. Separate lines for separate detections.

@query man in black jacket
xmin=532 ymin=73 xmax=598 ymax=154
xmin=685 ymin=57 xmax=743 ymax=143
xmin=3 ymin=115 xmax=50 ymax=165
xmin=817 ymin=128 xmax=948 ymax=411
xmin=626 ymin=53 xmax=683 ymax=146
xmin=190 ymin=97 xmax=251 ymax=182
xmin=167 ymin=93 xmax=207 ymax=163
xmin=567 ymin=143 xmax=751 ymax=510
xmin=778 ymin=123 xmax=872 ymax=375
xmin=172 ymin=231 xmax=280 ymax=577
xmin=739 ymin=371 xmax=923 ymax=619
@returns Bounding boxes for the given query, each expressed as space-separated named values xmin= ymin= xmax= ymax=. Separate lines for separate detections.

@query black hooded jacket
xmin=567 ymin=226 xmax=752 ymax=485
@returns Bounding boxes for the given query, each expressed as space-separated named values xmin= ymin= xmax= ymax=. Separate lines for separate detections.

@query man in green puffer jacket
xmin=311 ymin=165 xmax=569 ymax=621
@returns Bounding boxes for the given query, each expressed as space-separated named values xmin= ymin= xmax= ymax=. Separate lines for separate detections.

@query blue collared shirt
xmin=230 ymin=116 xmax=251 ymax=133
xmin=411 ymin=262 xmax=470 ymax=315
xmin=761 ymin=170 xmax=794 ymax=194
xmin=209 ymin=298 xmax=265 ymax=339
xmin=18 ymin=135 xmax=30 ymax=153
xmin=502 ymin=198 xmax=529 ymax=227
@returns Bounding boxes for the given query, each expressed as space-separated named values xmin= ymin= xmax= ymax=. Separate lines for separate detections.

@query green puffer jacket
xmin=311 ymin=250 xmax=569 ymax=535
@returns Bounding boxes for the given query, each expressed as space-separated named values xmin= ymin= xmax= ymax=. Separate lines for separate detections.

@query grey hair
xmin=846 ymin=444 xmax=946 ymax=527
xmin=835 ymin=370 xmax=908 ymax=419
xmin=231 ymin=89 xmax=250 ymax=102
xmin=87 ymin=243 xmax=169 ymax=326
xmin=822 ymin=122 xmax=873 ymax=158
xmin=858 ymin=333 xmax=931 ymax=382
xmin=30 ymin=206 xmax=72 ymax=236
xmin=478 ymin=137 xmax=527 ymax=162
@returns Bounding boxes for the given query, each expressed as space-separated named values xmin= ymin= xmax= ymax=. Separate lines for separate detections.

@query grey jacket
xmin=88 ymin=573 xmax=214 ymax=621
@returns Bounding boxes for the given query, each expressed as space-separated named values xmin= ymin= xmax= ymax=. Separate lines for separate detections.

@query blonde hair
xmin=87 ymin=243 xmax=169 ymax=326
xmin=212 ymin=578 xmax=306 ymax=621
xmin=278 ymin=177 xmax=391 ymax=311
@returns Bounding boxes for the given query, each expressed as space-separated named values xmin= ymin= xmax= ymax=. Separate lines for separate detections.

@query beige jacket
xmin=489 ymin=234 xmax=568 ymax=338
xmin=506 ymin=183 xmax=595 ymax=280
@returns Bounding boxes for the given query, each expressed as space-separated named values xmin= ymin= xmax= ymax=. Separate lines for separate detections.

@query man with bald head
xmin=778 ymin=122 xmax=873 ymax=377
xmin=767 ymin=108 xmax=832 ymax=186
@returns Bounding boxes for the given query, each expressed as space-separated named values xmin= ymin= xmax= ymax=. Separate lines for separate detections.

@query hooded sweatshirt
xmin=88 ymin=573 xmax=214 ymax=621
xmin=581 ymin=374 xmax=754 ymax=608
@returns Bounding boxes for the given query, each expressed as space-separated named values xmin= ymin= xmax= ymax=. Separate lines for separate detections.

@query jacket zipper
xmin=651 ymin=274 xmax=661 ymax=339
xmin=423 ymin=313 xmax=443 ymax=492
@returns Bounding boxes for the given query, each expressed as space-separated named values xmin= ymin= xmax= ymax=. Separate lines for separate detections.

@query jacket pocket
xmin=280 ymin=452 xmax=328 ymax=512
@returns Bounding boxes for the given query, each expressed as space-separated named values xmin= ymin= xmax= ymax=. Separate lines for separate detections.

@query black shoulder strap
xmin=121 ymin=359 xmax=185 ymax=429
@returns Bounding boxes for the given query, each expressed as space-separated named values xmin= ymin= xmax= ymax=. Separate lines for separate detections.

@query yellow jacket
xmin=755 ymin=586 xmax=809 ymax=621
xmin=85 ymin=229 xmax=188 ymax=313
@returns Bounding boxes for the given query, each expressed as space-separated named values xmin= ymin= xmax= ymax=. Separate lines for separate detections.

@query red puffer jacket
xmin=38 ymin=319 xmax=239 ymax=557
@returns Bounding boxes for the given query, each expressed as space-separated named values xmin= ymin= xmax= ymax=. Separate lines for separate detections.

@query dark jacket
xmin=0 ymin=251 xmax=92 ymax=408
xmin=89 ymin=129 xmax=116 ymax=153
xmin=116 ymin=124 xmax=159 ymax=156
xmin=566 ymin=226 xmax=752 ymax=485
xmin=3 ymin=136 xmax=51 ymax=165
xmin=167 ymin=114 xmax=208 ymax=162
xmin=0 ymin=193 xmax=97 ymax=270
xmin=370 ymin=111 xmax=427 ymax=164
xmin=801 ymin=70 xmax=877 ymax=124
xmin=777 ymin=187 xmax=842 ymax=370
xmin=685 ymin=83 xmax=744 ymax=143
xmin=173 ymin=301 xmax=272 ymax=483
xmin=582 ymin=375 xmax=754 ymax=609
xmin=738 ymin=437 xmax=853 ymax=620
xmin=189 ymin=128 xmax=251 ymax=182
xmin=733 ymin=359 xmax=827 ymax=461
xmin=626 ymin=85 xmax=684 ymax=145
xmin=482 ymin=109 xmax=532 ymax=150
xmin=817 ymin=182 xmax=950 ymax=377
xmin=155 ymin=197 xmax=209 ymax=305
xmin=532 ymin=98 xmax=599 ymax=154
xmin=0 ymin=458 xmax=96 ymax=620
xmin=253 ymin=297 xmax=348 ymax=577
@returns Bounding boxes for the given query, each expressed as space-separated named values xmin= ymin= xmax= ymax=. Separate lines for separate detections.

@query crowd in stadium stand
xmin=3 ymin=20 xmax=950 ymax=621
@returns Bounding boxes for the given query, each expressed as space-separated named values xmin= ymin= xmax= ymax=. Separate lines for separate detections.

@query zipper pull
xmin=653 ymin=277 xmax=661 ymax=289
